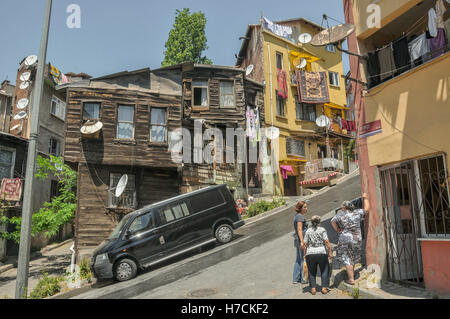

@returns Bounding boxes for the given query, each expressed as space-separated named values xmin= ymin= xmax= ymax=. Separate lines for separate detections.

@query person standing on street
xmin=304 ymin=215 xmax=333 ymax=295
xmin=331 ymin=193 xmax=370 ymax=285
xmin=293 ymin=201 xmax=308 ymax=284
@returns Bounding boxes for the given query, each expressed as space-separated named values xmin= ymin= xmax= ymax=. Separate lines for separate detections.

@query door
xmin=284 ymin=176 xmax=297 ymax=196
xmin=126 ymin=211 xmax=165 ymax=264
xmin=380 ymin=163 xmax=423 ymax=283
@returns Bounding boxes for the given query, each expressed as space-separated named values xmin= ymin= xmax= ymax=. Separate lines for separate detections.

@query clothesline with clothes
xmin=363 ymin=0 xmax=449 ymax=88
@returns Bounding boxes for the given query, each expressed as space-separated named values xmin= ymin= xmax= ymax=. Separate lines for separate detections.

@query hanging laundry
xmin=262 ymin=16 xmax=293 ymax=40
xmin=296 ymin=70 xmax=330 ymax=104
xmin=378 ymin=43 xmax=396 ymax=81
xmin=280 ymin=165 xmax=294 ymax=179
xmin=428 ymin=28 xmax=447 ymax=58
xmin=277 ymin=69 xmax=288 ymax=99
xmin=254 ymin=107 xmax=261 ymax=143
xmin=393 ymin=36 xmax=411 ymax=75
xmin=428 ymin=8 xmax=438 ymax=38
xmin=246 ymin=106 xmax=257 ymax=139
xmin=49 ymin=63 xmax=62 ymax=85
xmin=341 ymin=119 xmax=349 ymax=131
xmin=365 ymin=52 xmax=381 ymax=88
xmin=408 ymin=33 xmax=430 ymax=63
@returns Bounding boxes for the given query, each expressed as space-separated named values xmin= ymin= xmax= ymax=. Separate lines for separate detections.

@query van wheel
xmin=114 ymin=258 xmax=137 ymax=282
xmin=215 ymin=224 xmax=233 ymax=244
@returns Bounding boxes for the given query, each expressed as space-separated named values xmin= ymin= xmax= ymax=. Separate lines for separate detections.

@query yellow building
xmin=236 ymin=17 xmax=353 ymax=195
xmin=345 ymin=0 xmax=450 ymax=293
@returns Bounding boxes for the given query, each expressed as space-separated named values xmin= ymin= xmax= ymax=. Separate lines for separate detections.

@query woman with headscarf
xmin=304 ymin=215 xmax=333 ymax=295
xmin=331 ymin=193 xmax=370 ymax=285
xmin=292 ymin=201 xmax=308 ymax=284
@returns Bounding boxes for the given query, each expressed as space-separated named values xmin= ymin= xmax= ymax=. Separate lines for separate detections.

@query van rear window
xmin=189 ymin=189 xmax=225 ymax=213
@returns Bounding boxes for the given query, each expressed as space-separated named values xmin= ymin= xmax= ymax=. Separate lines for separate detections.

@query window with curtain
xmin=117 ymin=105 xmax=134 ymax=139
xmin=192 ymin=80 xmax=209 ymax=107
xmin=220 ymin=81 xmax=235 ymax=108
xmin=329 ymin=71 xmax=340 ymax=87
xmin=150 ymin=107 xmax=167 ymax=143
xmin=0 ymin=148 xmax=15 ymax=180
xmin=48 ymin=137 xmax=60 ymax=156
xmin=51 ymin=95 xmax=66 ymax=120
xmin=83 ymin=102 xmax=100 ymax=120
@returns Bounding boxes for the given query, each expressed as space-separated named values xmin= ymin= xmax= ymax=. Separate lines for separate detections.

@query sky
xmin=0 ymin=0 xmax=348 ymax=85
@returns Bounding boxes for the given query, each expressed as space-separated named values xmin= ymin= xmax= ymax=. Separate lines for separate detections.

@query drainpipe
xmin=69 ymin=244 xmax=76 ymax=273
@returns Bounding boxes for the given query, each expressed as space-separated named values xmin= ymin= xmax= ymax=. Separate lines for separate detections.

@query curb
xmin=41 ymin=239 xmax=73 ymax=253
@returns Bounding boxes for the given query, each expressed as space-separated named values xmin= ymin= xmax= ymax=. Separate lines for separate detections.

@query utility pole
xmin=15 ymin=0 xmax=52 ymax=299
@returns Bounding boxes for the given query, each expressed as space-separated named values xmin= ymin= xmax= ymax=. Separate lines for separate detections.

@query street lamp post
xmin=15 ymin=0 xmax=52 ymax=299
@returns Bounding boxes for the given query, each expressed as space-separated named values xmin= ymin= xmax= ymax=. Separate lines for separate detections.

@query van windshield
xmin=108 ymin=214 xmax=133 ymax=240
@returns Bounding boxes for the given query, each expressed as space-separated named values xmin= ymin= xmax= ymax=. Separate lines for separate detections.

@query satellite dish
xmin=11 ymin=124 xmax=20 ymax=131
xmin=246 ymin=64 xmax=254 ymax=76
xmin=265 ymin=126 xmax=280 ymax=140
xmin=115 ymin=174 xmax=128 ymax=197
xmin=20 ymin=72 xmax=31 ymax=82
xmin=298 ymin=33 xmax=312 ymax=44
xmin=316 ymin=115 xmax=331 ymax=128
xmin=19 ymin=81 xmax=30 ymax=90
xmin=13 ymin=111 xmax=28 ymax=120
xmin=17 ymin=98 xmax=29 ymax=110
xmin=80 ymin=120 xmax=103 ymax=135
xmin=24 ymin=55 xmax=38 ymax=67
xmin=311 ymin=23 xmax=356 ymax=47
xmin=295 ymin=58 xmax=307 ymax=69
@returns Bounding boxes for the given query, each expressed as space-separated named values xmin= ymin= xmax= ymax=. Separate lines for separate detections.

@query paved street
xmin=69 ymin=174 xmax=361 ymax=299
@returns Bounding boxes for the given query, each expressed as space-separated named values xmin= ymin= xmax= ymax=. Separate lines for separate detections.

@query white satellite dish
xmin=316 ymin=115 xmax=331 ymax=128
xmin=17 ymin=98 xmax=29 ymax=110
xmin=11 ymin=124 xmax=20 ymax=131
xmin=246 ymin=64 xmax=254 ymax=76
xmin=20 ymin=72 xmax=31 ymax=82
xmin=115 ymin=174 xmax=128 ymax=197
xmin=19 ymin=81 xmax=30 ymax=90
xmin=24 ymin=55 xmax=38 ymax=67
xmin=298 ymin=33 xmax=312 ymax=44
xmin=13 ymin=111 xmax=28 ymax=120
xmin=80 ymin=120 xmax=103 ymax=135
xmin=265 ymin=126 xmax=280 ymax=140
xmin=295 ymin=58 xmax=307 ymax=69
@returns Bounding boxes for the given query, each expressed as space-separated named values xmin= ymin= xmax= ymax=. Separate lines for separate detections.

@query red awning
xmin=299 ymin=172 xmax=338 ymax=185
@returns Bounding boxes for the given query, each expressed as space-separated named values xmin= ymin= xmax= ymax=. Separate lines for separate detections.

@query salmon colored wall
xmin=420 ymin=241 xmax=450 ymax=293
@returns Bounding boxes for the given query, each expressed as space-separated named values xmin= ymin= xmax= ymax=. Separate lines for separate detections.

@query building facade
xmin=344 ymin=0 xmax=450 ymax=293
xmin=236 ymin=17 xmax=355 ymax=196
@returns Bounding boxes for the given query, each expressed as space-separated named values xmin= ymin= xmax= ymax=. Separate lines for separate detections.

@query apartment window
xmin=295 ymin=96 xmax=316 ymax=121
xmin=326 ymin=44 xmax=336 ymax=53
xmin=0 ymin=148 xmax=15 ymax=180
xmin=83 ymin=102 xmax=100 ymax=120
xmin=276 ymin=52 xmax=283 ymax=70
xmin=109 ymin=173 xmax=136 ymax=208
xmin=276 ymin=91 xmax=285 ymax=117
xmin=150 ymin=107 xmax=167 ymax=143
xmin=219 ymin=81 xmax=235 ymax=108
xmin=286 ymin=138 xmax=305 ymax=157
xmin=192 ymin=80 xmax=209 ymax=108
xmin=51 ymin=95 xmax=66 ymax=120
xmin=329 ymin=72 xmax=340 ymax=87
xmin=48 ymin=137 xmax=60 ymax=156
xmin=117 ymin=105 xmax=134 ymax=139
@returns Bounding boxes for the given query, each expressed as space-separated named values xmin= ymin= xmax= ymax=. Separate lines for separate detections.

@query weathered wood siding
xmin=64 ymin=88 xmax=182 ymax=167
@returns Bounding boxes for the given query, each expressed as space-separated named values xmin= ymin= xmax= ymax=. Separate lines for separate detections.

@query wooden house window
xmin=150 ymin=107 xmax=167 ymax=143
xmin=219 ymin=81 xmax=235 ymax=108
xmin=109 ymin=173 xmax=136 ymax=209
xmin=83 ymin=102 xmax=100 ymax=120
xmin=51 ymin=95 xmax=66 ymax=120
xmin=117 ymin=105 xmax=134 ymax=139
xmin=192 ymin=80 xmax=209 ymax=108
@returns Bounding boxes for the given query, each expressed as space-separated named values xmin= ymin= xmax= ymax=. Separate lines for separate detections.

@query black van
xmin=90 ymin=184 xmax=244 ymax=281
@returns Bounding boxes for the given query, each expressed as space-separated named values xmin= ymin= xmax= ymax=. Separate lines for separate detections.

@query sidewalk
xmin=0 ymin=239 xmax=73 ymax=298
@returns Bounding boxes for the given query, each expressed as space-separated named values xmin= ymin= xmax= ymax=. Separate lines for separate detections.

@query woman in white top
xmin=303 ymin=215 xmax=333 ymax=295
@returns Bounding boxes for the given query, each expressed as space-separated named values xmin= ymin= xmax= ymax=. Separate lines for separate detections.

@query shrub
xmin=79 ymin=257 xmax=93 ymax=283
xmin=29 ymin=271 xmax=64 ymax=299
xmin=246 ymin=197 xmax=287 ymax=218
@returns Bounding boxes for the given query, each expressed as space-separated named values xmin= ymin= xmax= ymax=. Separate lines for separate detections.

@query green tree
xmin=162 ymin=8 xmax=213 ymax=67
xmin=0 ymin=155 xmax=76 ymax=243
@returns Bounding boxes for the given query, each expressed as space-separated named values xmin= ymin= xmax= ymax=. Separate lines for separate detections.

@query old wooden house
xmin=57 ymin=63 xmax=264 ymax=259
